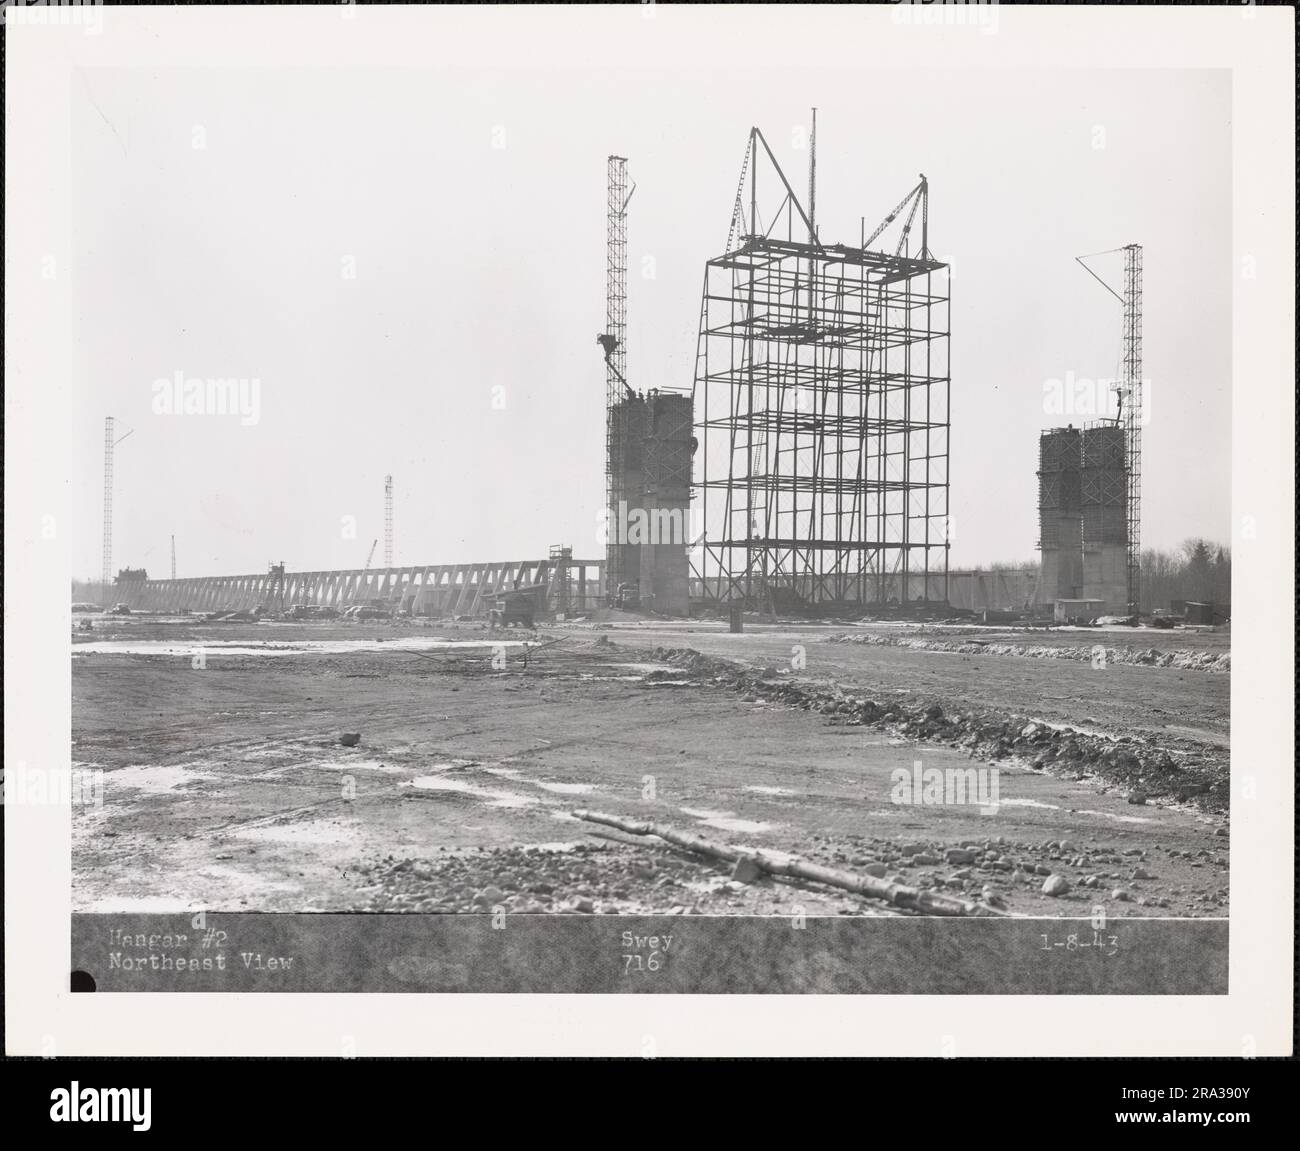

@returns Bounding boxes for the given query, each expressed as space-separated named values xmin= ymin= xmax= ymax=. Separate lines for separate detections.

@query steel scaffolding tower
xmin=383 ymin=474 xmax=393 ymax=568
xmin=101 ymin=416 xmax=133 ymax=599
xmin=691 ymin=125 xmax=951 ymax=608
xmin=1076 ymin=243 xmax=1143 ymax=612
xmin=102 ymin=417 xmax=114 ymax=590
xmin=1120 ymin=243 xmax=1143 ymax=613
xmin=603 ymin=155 xmax=632 ymax=602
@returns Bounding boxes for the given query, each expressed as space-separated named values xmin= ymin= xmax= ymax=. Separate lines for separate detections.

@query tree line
xmin=1141 ymin=538 xmax=1230 ymax=613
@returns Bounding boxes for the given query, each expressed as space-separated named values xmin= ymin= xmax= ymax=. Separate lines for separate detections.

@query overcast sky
xmin=70 ymin=64 xmax=1230 ymax=579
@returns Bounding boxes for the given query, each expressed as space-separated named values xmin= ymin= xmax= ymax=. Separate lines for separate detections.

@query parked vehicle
xmin=486 ymin=583 xmax=546 ymax=630
xmin=289 ymin=604 xmax=341 ymax=620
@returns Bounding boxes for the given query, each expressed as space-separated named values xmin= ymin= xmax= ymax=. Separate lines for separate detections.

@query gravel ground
xmin=72 ymin=615 xmax=1230 ymax=918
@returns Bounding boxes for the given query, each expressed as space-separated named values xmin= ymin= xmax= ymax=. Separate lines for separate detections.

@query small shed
xmin=1054 ymin=598 xmax=1106 ymax=624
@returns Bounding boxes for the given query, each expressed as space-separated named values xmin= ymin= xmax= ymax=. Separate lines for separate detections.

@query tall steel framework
xmin=102 ymin=417 xmax=115 ymax=589
xmin=691 ymin=125 xmax=951 ymax=608
xmin=101 ymin=416 xmax=133 ymax=598
xmin=383 ymin=474 xmax=394 ymax=568
xmin=602 ymin=155 xmax=633 ymax=601
xmin=1120 ymin=244 xmax=1143 ymax=613
xmin=1076 ymin=242 xmax=1143 ymax=612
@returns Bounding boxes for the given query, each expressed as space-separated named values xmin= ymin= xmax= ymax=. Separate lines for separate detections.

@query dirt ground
xmin=71 ymin=613 xmax=1230 ymax=918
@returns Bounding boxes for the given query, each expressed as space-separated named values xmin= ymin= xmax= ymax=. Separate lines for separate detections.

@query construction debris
xmin=570 ymin=809 xmax=1004 ymax=917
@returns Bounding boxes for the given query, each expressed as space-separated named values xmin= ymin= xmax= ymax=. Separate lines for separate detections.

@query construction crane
xmin=363 ymin=538 xmax=378 ymax=572
xmin=597 ymin=156 xmax=636 ymax=401
xmin=383 ymin=475 xmax=393 ymax=567
xmin=1076 ymin=243 xmax=1144 ymax=614
xmin=170 ymin=535 xmax=176 ymax=581
xmin=599 ymin=155 xmax=635 ymax=607
xmin=102 ymin=416 xmax=134 ymax=598
xmin=863 ymin=175 xmax=930 ymax=258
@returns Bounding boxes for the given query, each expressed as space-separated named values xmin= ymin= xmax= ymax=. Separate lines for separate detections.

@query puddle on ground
xmin=73 ymin=638 xmax=529 ymax=658
xmin=1074 ymin=809 xmax=1153 ymax=824
xmin=679 ymin=806 xmax=773 ymax=834
xmin=403 ymin=776 xmax=539 ymax=808
xmin=479 ymin=765 xmax=595 ymax=794
xmin=232 ymin=822 xmax=360 ymax=846
xmin=306 ymin=759 xmax=409 ymax=774
xmin=530 ymin=780 xmax=596 ymax=795
xmin=996 ymin=796 xmax=1152 ymax=824
xmin=202 ymin=865 xmax=302 ymax=893
xmin=100 ymin=764 xmax=214 ymax=795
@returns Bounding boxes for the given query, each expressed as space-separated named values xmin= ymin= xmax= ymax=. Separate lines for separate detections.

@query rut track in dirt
xmin=645 ymin=645 xmax=1230 ymax=815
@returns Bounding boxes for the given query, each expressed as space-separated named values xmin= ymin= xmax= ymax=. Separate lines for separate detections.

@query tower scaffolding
xmin=603 ymin=155 xmax=632 ymax=603
xmin=102 ymin=417 xmax=114 ymax=591
xmin=383 ymin=474 xmax=394 ymax=568
xmin=691 ymin=124 xmax=951 ymax=608
xmin=1120 ymin=243 xmax=1143 ymax=613
xmin=1076 ymin=243 xmax=1143 ymax=613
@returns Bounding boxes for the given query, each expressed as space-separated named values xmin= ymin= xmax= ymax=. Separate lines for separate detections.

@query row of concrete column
xmin=116 ymin=560 xmax=603 ymax=616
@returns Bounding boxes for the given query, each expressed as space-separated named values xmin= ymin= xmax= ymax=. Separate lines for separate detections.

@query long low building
xmin=79 ymin=557 xmax=605 ymax=616
xmin=943 ymin=567 xmax=1041 ymax=613
xmin=76 ymin=560 xmax=1041 ymax=617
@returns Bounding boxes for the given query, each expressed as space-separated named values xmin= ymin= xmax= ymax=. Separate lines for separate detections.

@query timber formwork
xmin=691 ymin=127 xmax=950 ymax=608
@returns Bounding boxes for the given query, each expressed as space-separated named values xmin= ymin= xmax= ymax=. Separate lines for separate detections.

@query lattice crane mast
xmin=1075 ymin=243 xmax=1144 ymax=614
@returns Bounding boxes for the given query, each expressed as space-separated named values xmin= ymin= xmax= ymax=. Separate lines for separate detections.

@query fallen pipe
xmin=571 ymin=809 xmax=1004 ymax=917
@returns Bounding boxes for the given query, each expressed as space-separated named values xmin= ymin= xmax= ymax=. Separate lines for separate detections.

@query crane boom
xmin=863 ymin=178 xmax=926 ymax=253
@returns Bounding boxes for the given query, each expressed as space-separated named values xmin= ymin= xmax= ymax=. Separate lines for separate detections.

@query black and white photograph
xmin=4 ymin=0 xmax=1294 ymax=1070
